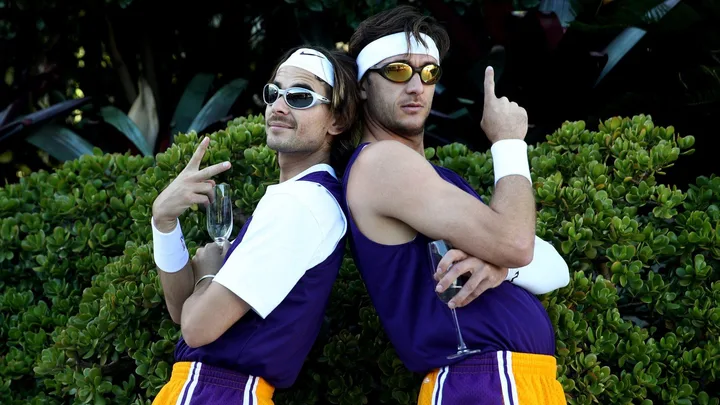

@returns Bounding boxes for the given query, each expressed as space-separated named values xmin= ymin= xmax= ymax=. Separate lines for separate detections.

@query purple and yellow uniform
xmin=153 ymin=166 xmax=347 ymax=404
xmin=342 ymin=144 xmax=566 ymax=404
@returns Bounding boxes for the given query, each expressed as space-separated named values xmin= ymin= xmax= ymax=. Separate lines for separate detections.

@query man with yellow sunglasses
xmin=339 ymin=5 xmax=569 ymax=404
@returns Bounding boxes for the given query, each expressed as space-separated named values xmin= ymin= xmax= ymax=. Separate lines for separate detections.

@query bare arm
xmin=155 ymin=228 xmax=230 ymax=324
xmin=157 ymin=260 xmax=194 ymax=324
xmin=347 ymin=66 xmax=536 ymax=268
xmin=347 ymin=141 xmax=535 ymax=268
xmin=181 ymin=280 xmax=250 ymax=348
xmin=153 ymin=217 xmax=195 ymax=324
xmin=151 ymin=136 xmax=231 ymax=324
xmin=179 ymin=188 xmax=330 ymax=347
xmin=178 ymin=241 xmax=242 ymax=348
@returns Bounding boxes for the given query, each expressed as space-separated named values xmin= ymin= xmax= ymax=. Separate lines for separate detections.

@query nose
xmin=270 ymin=94 xmax=291 ymax=115
xmin=405 ymin=72 xmax=424 ymax=96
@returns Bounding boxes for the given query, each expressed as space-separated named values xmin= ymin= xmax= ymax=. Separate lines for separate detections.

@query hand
xmin=192 ymin=241 xmax=231 ymax=283
xmin=480 ymin=66 xmax=528 ymax=144
xmin=434 ymin=248 xmax=509 ymax=309
xmin=152 ymin=137 xmax=231 ymax=232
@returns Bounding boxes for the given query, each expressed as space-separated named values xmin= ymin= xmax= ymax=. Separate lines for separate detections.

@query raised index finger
xmin=187 ymin=137 xmax=210 ymax=171
xmin=483 ymin=66 xmax=496 ymax=104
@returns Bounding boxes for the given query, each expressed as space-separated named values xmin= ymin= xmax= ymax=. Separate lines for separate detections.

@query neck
xmin=277 ymin=148 xmax=330 ymax=182
xmin=360 ymin=109 xmax=426 ymax=156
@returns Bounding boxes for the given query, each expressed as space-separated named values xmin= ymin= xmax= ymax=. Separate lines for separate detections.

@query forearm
xmin=180 ymin=279 xmax=236 ymax=348
xmin=506 ymin=236 xmax=570 ymax=294
xmin=488 ymin=175 xmax=536 ymax=256
xmin=151 ymin=215 xmax=192 ymax=323
xmin=181 ymin=277 xmax=212 ymax=321
xmin=158 ymin=260 xmax=194 ymax=323
xmin=486 ymin=139 xmax=536 ymax=263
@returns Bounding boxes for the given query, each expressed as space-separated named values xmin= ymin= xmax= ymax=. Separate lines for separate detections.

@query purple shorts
xmin=418 ymin=351 xmax=566 ymax=405
xmin=152 ymin=361 xmax=274 ymax=405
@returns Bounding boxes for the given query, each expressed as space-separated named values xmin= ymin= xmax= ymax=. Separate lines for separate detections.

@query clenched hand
xmin=434 ymin=248 xmax=509 ymax=309
xmin=192 ymin=241 xmax=231 ymax=284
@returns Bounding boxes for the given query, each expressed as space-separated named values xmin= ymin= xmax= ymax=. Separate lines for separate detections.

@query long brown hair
xmin=269 ymin=46 xmax=360 ymax=176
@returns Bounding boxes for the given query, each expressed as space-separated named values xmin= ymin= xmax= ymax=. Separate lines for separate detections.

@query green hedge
xmin=0 ymin=113 xmax=718 ymax=405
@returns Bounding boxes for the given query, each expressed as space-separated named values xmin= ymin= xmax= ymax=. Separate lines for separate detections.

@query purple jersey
xmin=175 ymin=171 xmax=345 ymax=389
xmin=341 ymin=143 xmax=556 ymax=373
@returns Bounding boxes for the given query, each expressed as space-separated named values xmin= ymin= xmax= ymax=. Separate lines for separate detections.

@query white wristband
xmin=151 ymin=217 xmax=189 ymax=273
xmin=490 ymin=139 xmax=532 ymax=186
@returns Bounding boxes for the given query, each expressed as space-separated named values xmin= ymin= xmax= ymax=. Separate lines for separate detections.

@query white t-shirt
xmin=213 ymin=164 xmax=347 ymax=319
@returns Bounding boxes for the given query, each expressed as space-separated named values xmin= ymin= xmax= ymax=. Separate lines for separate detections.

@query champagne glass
xmin=428 ymin=239 xmax=483 ymax=360
xmin=206 ymin=183 xmax=232 ymax=246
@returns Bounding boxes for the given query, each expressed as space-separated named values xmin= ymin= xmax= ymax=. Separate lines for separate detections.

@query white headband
xmin=278 ymin=48 xmax=335 ymax=87
xmin=356 ymin=32 xmax=440 ymax=81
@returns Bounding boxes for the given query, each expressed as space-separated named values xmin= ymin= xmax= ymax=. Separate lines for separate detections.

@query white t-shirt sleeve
xmin=213 ymin=181 xmax=345 ymax=318
xmin=506 ymin=236 xmax=570 ymax=295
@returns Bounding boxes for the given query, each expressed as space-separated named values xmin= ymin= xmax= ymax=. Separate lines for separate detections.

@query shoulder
xmin=348 ymin=140 xmax=435 ymax=184
xmin=263 ymin=180 xmax=345 ymax=228
xmin=356 ymin=140 xmax=424 ymax=166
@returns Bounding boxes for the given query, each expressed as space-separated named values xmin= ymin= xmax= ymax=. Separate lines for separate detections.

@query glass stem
xmin=450 ymin=308 xmax=468 ymax=352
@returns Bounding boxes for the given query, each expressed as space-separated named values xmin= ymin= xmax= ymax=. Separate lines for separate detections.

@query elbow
xmin=509 ymin=236 xmax=535 ymax=268
xmin=181 ymin=332 xmax=203 ymax=349
xmin=181 ymin=321 xmax=210 ymax=349
xmin=180 ymin=311 xmax=215 ymax=349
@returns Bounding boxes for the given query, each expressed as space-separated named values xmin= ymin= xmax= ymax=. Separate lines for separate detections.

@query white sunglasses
xmin=262 ymin=83 xmax=330 ymax=109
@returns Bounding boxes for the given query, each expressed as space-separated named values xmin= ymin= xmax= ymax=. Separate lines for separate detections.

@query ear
xmin=359 ymin=78 xmax=368 ymax=101
xmin=327 ymin=115 xmax=344 ymax=136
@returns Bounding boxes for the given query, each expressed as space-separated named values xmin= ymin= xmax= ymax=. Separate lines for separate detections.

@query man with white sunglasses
xmin=340 ymin=5 xmax=569 ymax=404
xmin=150 ymin=46 xmax=359 ymax=404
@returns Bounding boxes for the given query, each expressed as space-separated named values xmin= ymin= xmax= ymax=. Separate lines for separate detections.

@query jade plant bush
xmin=0 ymin=113 xmax=718 ymax=404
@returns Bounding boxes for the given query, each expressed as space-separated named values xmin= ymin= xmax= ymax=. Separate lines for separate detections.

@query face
xmin=265 ymin=66 xmax=341 ymax=154
xmin=361 ymin=53 xmax=438 ymax=138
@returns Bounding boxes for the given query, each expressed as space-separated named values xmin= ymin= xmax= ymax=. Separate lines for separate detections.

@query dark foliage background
xmin=1 ymin=0 xmax=718 ymax=186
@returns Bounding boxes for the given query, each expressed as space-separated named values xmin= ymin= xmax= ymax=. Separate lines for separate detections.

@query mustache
xmin=266 ymin=115 xmax=296 ymax=128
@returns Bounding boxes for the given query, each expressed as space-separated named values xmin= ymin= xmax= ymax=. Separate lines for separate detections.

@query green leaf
xmin=99 ymin=106 xmax=153 ymax=157
xmin=25 ymin=124 xmax=95 ymax=162
xmin=171 ymin=73 xmax=215 ymax=138
xmin=305 ymin=0 xmax=323 ymax=12
xmin=188 ymin=78 xmax=248 ymax=134
xmin=391 ymin=389 xmax=409 ymax=404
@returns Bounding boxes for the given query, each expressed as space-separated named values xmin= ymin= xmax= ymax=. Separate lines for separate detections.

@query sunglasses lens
xmin=263 ymin=84 xmax=278 ymax=104
xmin=286 ymin=90 xmax=314 ymax=109
xmin=421 ymin=64 xmax=441 ymax=84
xmin=383 ymin=63 xmax=414 ymax=82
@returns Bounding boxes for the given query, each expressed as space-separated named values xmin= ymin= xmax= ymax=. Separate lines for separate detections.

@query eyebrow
xmin=373 ymin=59 xmax=420 ymax=69
xmin=272 ymin=80 xmax=315 ymax=92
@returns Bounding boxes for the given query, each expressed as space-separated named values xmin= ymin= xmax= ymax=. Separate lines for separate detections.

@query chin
xmin=269 ymin=140 xmax=307 ymax=154
xmin=266 ymin=137 xmax=285 ymax=152
xmin=396 ymin=120 xmax=426 ymax=137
